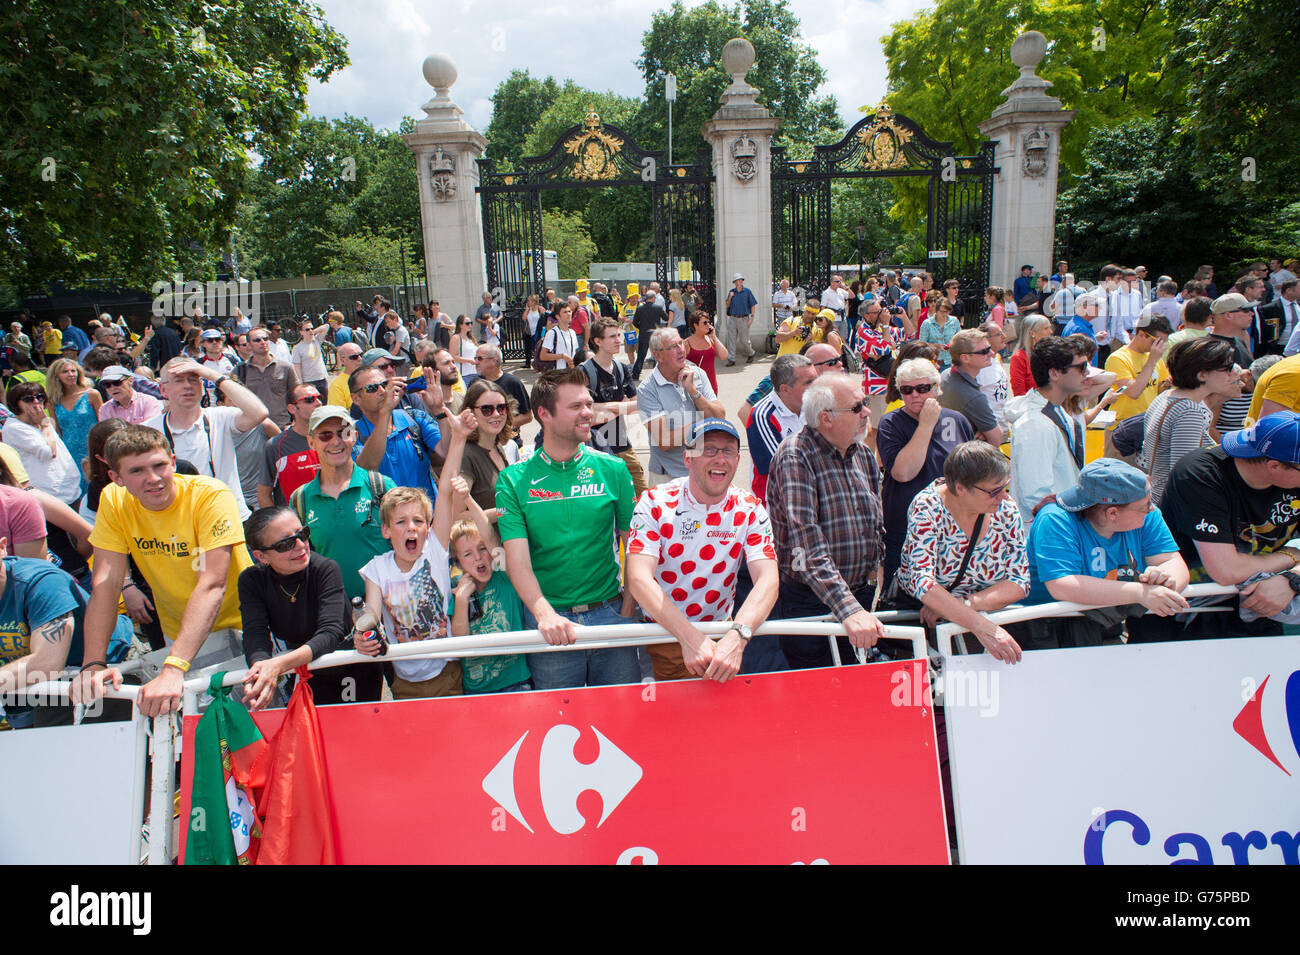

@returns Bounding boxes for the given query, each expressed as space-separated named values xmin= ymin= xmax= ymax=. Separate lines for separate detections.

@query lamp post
xmin=855 ymin=220 xmax=866 ymax=285
xmin=661 ymin=71 xmax=678 ymax=282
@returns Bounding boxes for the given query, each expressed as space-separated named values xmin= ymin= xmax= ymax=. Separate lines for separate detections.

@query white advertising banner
xmin=0 ymin=721 xmax=142 ymax=864
xmin=946 ymin=636 xmax=1300 ymax=865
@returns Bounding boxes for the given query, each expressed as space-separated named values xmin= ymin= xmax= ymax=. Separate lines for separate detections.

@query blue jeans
xmin=526 ymin=598 xmax=641 ymax=690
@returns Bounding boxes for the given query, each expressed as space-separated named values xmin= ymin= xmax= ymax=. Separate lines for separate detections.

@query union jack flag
xmin=855 ymin=325 xmax=893 ymax=396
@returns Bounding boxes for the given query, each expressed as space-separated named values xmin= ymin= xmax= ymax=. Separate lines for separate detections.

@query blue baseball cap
xmin=1222 ymin=412 xmax=1300 ymax=465
xmin=1056 ymin=458 xmax=1151 ymax=512
xmin=688 ymin=417 xmax=740 ymax=446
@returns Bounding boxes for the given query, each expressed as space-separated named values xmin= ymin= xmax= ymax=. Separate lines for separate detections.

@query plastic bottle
xmin=351 ymin=596 xmax=387 ymax=656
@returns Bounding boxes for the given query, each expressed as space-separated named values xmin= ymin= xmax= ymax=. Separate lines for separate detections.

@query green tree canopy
xmin=0 ymin=0 xmax=348 ymax=290
xmin=485 ymin=71 xmax=562 ymax=167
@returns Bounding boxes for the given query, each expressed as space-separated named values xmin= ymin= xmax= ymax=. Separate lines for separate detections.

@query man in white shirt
xmin=772 ymin=279 xmax=797 ymax=325
xmin=538 ymin=302 xmax=579 ymax=369
xmin=146 ymin=356 xmax=269 ymax=519
xmin=820 ymin=274 xmax=850 ymax=341
xmin=1008 ymin=337 xmax=1089 ymax=524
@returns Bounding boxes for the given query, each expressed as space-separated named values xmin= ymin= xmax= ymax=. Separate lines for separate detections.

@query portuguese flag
xmin=186 ymin=673 xmax=267 ymax=865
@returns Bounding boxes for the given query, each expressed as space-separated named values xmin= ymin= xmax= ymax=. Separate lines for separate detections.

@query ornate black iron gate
xmin=772 ymin=104 xmax=996 ymax=322
xmin=478 ymin=108 xmax=715 ymax=360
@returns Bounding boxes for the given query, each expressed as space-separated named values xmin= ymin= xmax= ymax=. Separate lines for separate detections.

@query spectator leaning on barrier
xmin=767 ymin=373 xmax=886 ymax=669
xmin=76 ymin=425 xmax=254 ymax=717
xmin=1008 ymin=336 xmax=1090 ymax=524
xmin=898 ymin=442 xmax=1025 ymax=662
xmin=1149 ymin=411 xmax=1300 ymax=642
xmin=626 ymin=418 xmax=780 ymax=682
xmin=1022 ymin=458 xmax=1189 ymax=650
xmin=637 ymin=327 xmax=726 ymax=484
xmin=495 ymin=368 xmax=640 ymax=690
xmin=1140 ymin=337 xmax=1241 ymax=505
xmin=747 ymin=354 xmax=816 ymax=504
xmin=877 ymin=357 xmax=974 ymax=585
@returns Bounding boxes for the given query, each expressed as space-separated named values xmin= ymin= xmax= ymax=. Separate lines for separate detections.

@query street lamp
xmin=855 ymin=220 xmax=866 ymax=285
xmin=660 ymin=71 xmax=678 ymax=280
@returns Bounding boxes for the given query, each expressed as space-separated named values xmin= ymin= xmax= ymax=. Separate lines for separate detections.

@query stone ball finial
xmin=1010 ymin=31 xmax=1047 ymax=72
xmin=721 ymin=38 xmax=755 ymax=77
xmin=422 ymin=54 xmax=458 ymax=93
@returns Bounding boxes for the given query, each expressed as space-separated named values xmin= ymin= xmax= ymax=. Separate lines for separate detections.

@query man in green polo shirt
xmin=290 ymin=404 xmax=392 ymax=701
xmin=496 ymin=367 xmax=639 ymax=689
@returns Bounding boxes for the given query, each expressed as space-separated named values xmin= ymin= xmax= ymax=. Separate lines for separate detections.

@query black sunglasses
xmin=475 ymin=402 xmax=509 ymax=416
xmin=260 ymin=527 xmax=310 ymax=553
xmin=359 ymin=381 xmax=386 ymax=395
xmin=813 ymin=356 xmax=842 ymax=367
xmin=835 ymin=400 xmax=866 ymax=415
xmin=971 ymin=346 xmax=994 ymax=356
xmin=1067 ymin=361 xmax=1090 ymax=373
xmin=898 ymin=383 xmax=933 ymax=396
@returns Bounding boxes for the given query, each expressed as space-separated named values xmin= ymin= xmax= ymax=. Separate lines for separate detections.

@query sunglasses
xmin=835 ymin=400 xmax=867 ymax=415
xmin=373 ymin=362 xmax=394 ymax=372
xmin=898 ymin=383 xmax=933 ymax=396
xmin=19 ymin=395 xmax=44 ymax=404
xmin=973 ymin=482 xmax=1011 ymax=498
xmin=312 ymin=427 xmax=351 ymax=443
xmin=1067 ymin=361 xmax=1090 ymax=373
xmin=260 ymin=527 xmax=311 ymax=554
xmin=971 ymin=346 xmax=994 ymax=356
xmin=292 ymin=394 xmax=322 ymax=405
xmin=249 ymin=337 xmax=268 ymax=343
xmin=813 ymin=356 xmax=843 ymax=368
xmin=475 ymin=402 xmax=509 ymax=416
xmin=360 ymin=381 xmax=386 ymax=395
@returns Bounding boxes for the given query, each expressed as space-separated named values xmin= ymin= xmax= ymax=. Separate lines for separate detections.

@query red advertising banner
xmin=181 ymin=661 xmax=949 ymax=864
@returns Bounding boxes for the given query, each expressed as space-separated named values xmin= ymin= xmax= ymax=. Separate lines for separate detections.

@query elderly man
xmin=474 ymin=292 xmax=502 ymax=346
xmin=747 ymin=353 xmax=817 ymax=503
xmin=767 ymin=373 xmax=886 ymax=669
xmin=327 ymin=341 xmax=363 ymax=407
xmin=145 ymin=356 xmax=268 ymax=518
xmin=636 ymin=328 xmax=726 ymax=483
xmin=470 ymin=343 xmax=531 ymax=428
xmin=772 ymin=278 xmax=797 ymax=327
xmin=721 ymin=273 xmax=757 ymax=366
xmin=626 ymin=418 xmax=779 ymax=682
xmin=239 ymin=325 xmax=299 ymax=427
xmin=97 ymin=365 xmax=165 ymax=424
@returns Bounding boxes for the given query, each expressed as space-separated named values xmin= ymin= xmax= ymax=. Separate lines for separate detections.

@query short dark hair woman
xmin=238 ymin=506 xmax=382 ymax=709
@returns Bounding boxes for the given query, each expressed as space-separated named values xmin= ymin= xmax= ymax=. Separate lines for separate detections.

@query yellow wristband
xmin=163 ymin=655 xmax=191 ymax=673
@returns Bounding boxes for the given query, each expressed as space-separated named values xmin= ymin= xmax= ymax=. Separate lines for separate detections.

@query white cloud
xmin=306 ymin=0 xmax=934 ymax=135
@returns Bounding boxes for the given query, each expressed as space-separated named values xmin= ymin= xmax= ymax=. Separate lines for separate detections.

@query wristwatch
xmin=213 ymin=375 xmax=230 ymax=392
xmin=728 ymin=623 xmax=753 ymax=643
xmin=1283 ymin=571 xmax=1300 ymax=595
xmin=434 ymin=411 xmax=448 ymax=420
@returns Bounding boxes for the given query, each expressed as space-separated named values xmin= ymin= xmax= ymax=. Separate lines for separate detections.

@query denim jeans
xmin=527 ymin=598 xmax=641 ymax=690
xmin=776 ymin=579 xmax=878 ymax=670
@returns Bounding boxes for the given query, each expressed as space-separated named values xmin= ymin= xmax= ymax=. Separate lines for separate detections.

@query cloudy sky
xmin=306 ymin=0 xmax=933 ymax=134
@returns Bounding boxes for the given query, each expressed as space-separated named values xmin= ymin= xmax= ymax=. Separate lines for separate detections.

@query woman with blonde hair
xmin=45 ymin=358 xmax=100 ymax=495
xmin=668 ymin=288 xmax=687 ymax=336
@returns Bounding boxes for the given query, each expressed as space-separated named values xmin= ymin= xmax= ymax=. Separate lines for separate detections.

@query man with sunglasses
xmin=747 ymin=354 xmax=816 ymax=504
xmin=351 ymin=364 xmax=447 ymax=501
xmin=240 ymin=326 xmax=299 ymax=428
xmin=327 ymin=342 xmax=363 ymax=408
xmin=1009 ymin=336 xmax=1091 ymax=524
xmin=939 ymin=329 xmax=1004 ymax=447
xmin=767 ymin=374 xmax=887 ymax=669
xmin=256 ymin=384 xmax=325 ymax=506
xmin=1104 ymin=311 xmax=1171 ymax=423
xmin=96 ymin=364 xmax=164 ymax=424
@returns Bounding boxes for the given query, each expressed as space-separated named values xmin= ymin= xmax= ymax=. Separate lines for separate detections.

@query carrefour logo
xmin=482 ymin=724 xmax=642 ymax=835
xmin=1233 ymin=670 xmax=1300 ymax=775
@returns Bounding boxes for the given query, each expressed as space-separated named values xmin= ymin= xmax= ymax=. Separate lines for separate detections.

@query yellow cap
xmin=626 ymin=283 xmax=639 ymax=296
xmin=818 ymin=308 xmax=838 ymax=322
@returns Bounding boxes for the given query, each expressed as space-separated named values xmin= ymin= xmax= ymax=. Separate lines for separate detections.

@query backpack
xmin=580 ymin=357 xmax=629 ymax=453
xmin=291 ymin=467 xmax=388 ymax=527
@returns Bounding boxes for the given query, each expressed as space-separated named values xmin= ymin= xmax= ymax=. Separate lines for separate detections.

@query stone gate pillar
xmin=977 ymin=31 xmax=1075 ymax=293
xmin=402 ymin=54 xmax=488 ymax=316
xmin=702 ymin=39 xmax=781 ymax=338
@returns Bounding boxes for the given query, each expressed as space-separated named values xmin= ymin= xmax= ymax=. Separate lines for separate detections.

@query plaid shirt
xmin=767 ymin=425 xmax=884 ymax=620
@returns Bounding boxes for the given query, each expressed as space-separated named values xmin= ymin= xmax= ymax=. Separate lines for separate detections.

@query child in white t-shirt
xmin=357 ymin=408 xmax=476 ymax=698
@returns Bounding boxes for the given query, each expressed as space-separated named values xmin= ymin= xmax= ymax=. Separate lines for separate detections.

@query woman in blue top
xmin=1018 ymin=458 xmax=1190 ymax=649
xmin=46 ymin=358 xmax=101 ymax=495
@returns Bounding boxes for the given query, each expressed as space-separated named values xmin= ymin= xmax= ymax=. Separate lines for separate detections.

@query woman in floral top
xmin=899 ymin=441 xmax=1028 ymax=663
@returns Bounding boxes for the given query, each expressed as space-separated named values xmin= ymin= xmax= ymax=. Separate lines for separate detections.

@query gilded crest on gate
xmin=857 ymin=103 xmax=914 ymax=171
xmin=562 ymin=105 xmax=625 ymax=180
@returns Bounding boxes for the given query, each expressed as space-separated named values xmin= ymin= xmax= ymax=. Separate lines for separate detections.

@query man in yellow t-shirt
xmin=1104 ymin=312 xmax=1171 ymax=422
xmin=75 ymin=425 xmax=252 ymax=717
xmin=41 ymin=323 xmax=61 ymax=364
xmin=327 ymin=342 xmax=363 ymax=407
xmin=1248 ymin=353 xmax=1300 ymax=423
xmin=774 ymin=301 xmax=838 ymax=357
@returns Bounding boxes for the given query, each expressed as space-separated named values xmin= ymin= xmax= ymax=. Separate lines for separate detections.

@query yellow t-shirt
xmin=327 ymin=371 xmax=351 ymax=408
xmin=43 ymin=328 xmax=62 ymax=355
xmin=776 ymin=317 xmax=831 ymax=357
xmin=0 ymin=442 xmax=30 ymax=486
xmin=1105 ymin=345 xmax=1170 ymax=422
xmin=88 ymin=475 xmax=251 ymax=639
xmin=1248 ymin=353 xmax=1300 ymax=423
